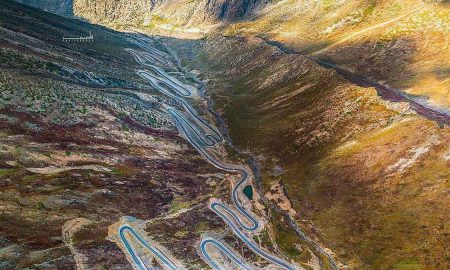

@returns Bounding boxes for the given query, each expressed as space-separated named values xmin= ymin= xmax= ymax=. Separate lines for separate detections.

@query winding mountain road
xmin=168 ymin=107 xmax=298 ymax=270
xmin=137 ymin=70 xmax=222 ymax=146
xmin=200 ymin=238 xmax=254 ymax=270
xmin=121 ymin=41 xmax=303 ymax=270
xmin=119 ymin=225 xmax=180 ymax=270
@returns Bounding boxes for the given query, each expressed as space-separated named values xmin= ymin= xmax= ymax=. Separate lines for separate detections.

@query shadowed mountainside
xmin=14 ymin=0 xmax=73 ymax=16
xmin=22 ymin=0 xmax=449 ymax=112
xmin=166 ymin=33 xmax=450 ymax=270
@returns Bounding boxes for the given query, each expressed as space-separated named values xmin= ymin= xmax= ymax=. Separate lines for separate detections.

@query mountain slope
xmin=0 ymin=2 xmax=229 ymax=269
xmin=14 ymin=0 xmax=267 ymax=32
xmin=166 ymin=32 xmax=450 ymax=270
xmin=3 ymin=0 xmax=449 ymax=269
xmin=54 ymin=0 xmax=449 ymax=112
xmin=223 ymin=0 xmax=450 ymax=111
xmin=14 ymin=0 xmax=73 ymax=16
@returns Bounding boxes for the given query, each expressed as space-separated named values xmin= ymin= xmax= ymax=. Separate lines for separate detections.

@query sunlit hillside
xmin=4 ymin=1 xmax=450 ymax=269
xmin=167 ymin=32 xmax=450 ymax=269
xmin=224 ymin=0 xmax=450 ymax=109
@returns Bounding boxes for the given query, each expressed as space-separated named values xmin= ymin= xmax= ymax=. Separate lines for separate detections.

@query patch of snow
xmin=388 ymin=145 xmax=430 ymax=172
xmin=387 ymin=135 xmax=440 ymax=173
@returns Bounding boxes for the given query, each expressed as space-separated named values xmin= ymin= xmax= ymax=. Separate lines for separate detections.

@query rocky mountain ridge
xmin=14 ymin=0 xmax=266 ymax=28
xmin=14 ymin=0 xmax=73 ymax=16
xmin=15 ymin=1 xmax=450 ymax=108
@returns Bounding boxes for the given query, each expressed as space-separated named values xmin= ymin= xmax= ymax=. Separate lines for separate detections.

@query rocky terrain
xmin=14 ymin=0 xmax=267 ymax=35
xmin=221 ymin=0 xmax=450 ymax=111
xmin=17 ymin=0 xmax=449 ymax=110
xmin=166 ymin=33 xmax=450 ymax=269
xmin=4 ymin=0 xmax=450 ymax=270
xmin=0 ymin=2 xmax=233 ymax=269
xmin=14 ymin=0 xmax=73 ymax=16
xmin=2 ymin=2 xmax=325 ymax=270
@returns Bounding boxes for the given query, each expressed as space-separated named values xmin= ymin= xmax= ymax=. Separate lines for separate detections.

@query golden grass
xmin=220 ymin=0 xmax=450 ymax=109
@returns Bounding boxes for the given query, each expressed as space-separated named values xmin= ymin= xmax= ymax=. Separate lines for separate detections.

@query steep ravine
xmin=200 ymin=49 xmax=342 ymax=270
xmin=165 ymin=34 xmax=450 ymax=270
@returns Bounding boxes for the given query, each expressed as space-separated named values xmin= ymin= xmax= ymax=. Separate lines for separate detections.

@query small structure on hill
xmin=63 ymin=31 xmax=94 ymax=42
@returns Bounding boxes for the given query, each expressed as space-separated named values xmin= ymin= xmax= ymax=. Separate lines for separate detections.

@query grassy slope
xmin=61 ymin=0 xmax=450 ymax=109
xmin=172 ymin=34 xmax=450 ymax=269
xmin=10 ymin=0 xmax=449 ymax=268
xmin=222 ymin=0 xmax=450 ymax=109
xmin=0 ymin=3 xmax=229 ymax=269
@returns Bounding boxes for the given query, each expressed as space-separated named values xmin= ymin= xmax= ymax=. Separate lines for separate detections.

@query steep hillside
xmin=74 ymin=0 xmax=265 ymax=27
xmin=4 ymin=0 xmax=449 ymax=269
xmin=14 ymin=0 xmax=266 ymax=34
xmin=61 ymin=0 xmax=450 ymax=113
xmin=14 ymin=0 xmax=73 ymax=16
xmin=223 ymin=0 xmax=450 ymax=111
xmin=167 ymin=33 xmax=450 ymax=270
xmin=0 ymin=2 xmax=231 ymax=269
